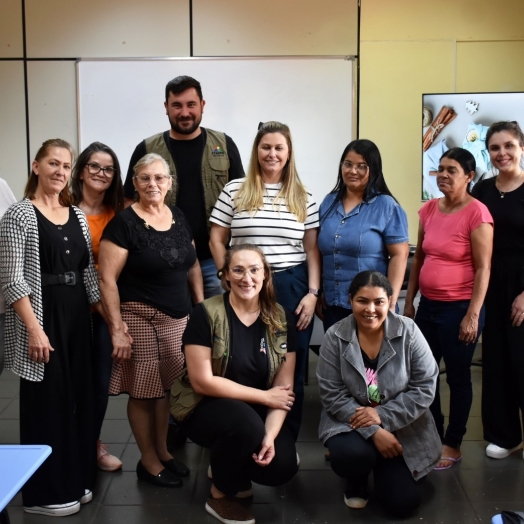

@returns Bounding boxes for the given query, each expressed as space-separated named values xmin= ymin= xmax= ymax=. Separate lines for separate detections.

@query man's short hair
xmin=165 ymin=76 xmax=203 ymax=101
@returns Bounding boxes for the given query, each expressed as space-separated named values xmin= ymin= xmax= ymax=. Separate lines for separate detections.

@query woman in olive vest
xmin=171 ymin=244 xmax=298 ymax=524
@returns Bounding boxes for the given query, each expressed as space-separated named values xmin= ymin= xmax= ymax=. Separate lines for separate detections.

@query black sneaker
xmin=343 ymin=483 xmax=369 ymax=509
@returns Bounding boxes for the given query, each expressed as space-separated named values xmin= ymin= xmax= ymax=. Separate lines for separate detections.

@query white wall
xmin=0 ymin=0 xmax=358 ymax=198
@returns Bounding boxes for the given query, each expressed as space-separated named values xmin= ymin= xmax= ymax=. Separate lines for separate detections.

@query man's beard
xmin=170 ymin=116 xmax=201 ymax=135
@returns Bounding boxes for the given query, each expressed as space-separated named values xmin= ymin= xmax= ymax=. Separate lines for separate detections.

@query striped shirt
xmin=210 ymin=179 xmax=319 ymax=271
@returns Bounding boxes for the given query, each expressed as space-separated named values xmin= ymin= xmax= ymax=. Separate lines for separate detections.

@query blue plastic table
xmin=0 ymin=445 xmax=52 ymax=524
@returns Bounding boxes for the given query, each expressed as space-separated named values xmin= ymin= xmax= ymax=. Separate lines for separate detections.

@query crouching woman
xmin=317 ymin=270 xmax=440 ymax=518
xmin=170 ymin=244 xmax=298 ymax=524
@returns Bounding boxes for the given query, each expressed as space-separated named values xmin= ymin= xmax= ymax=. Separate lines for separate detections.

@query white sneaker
xmin=486 ymin=442 xmax=523 ymax=459
xmin=80 ymin=489 xmax=93 ymax=504
xmin=24 ymin=501 xmax=81 ymax=516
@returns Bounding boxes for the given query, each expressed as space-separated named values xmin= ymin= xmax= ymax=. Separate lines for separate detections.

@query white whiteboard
xmin=76 ymin=57 xmax=354 ymax=205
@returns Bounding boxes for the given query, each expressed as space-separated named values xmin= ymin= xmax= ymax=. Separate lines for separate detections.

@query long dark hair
xmin=322 ymin=139 xmax=396 ymax=220
xmin=71 ymin=142 xmax=124 ymax=213
xmin=220 ymin=244 xmax=284 ymax=334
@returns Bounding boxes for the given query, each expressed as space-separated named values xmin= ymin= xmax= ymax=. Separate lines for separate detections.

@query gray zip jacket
xmin=317 ymin=311 xmax=441 ymax=479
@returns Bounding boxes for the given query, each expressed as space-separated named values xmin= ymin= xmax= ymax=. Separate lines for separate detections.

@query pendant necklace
xmin=497 ymin=170 xmax=523 ymax=198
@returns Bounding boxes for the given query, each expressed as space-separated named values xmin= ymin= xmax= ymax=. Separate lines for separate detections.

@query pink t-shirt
xmin=419 ymin=198 xmax=493 ymax=301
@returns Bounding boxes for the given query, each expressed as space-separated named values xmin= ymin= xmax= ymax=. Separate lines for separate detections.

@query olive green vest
xmin=170 ymin=294 xmax=289 ymax=421
xmin=144 ymin=128 xmax=229 ymax=221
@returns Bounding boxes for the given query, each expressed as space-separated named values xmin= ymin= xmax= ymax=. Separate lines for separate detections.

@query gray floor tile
xmin=99 ymin=419 xmax=133 ymax=443
xmin=0 ymin=397 xmax=12 ymax=414
xmin=0 ymin=419 xmax=19 ymax=443
xmin=0 ymin=378 xmax=19 ymax=398
xmin=455 ymin=468 xmax=524 ymax=503
xmin=93 ymin=504 xmax=191 ymax=524
xmin=0 ymin=398 xmax=19 ymax=418
xmin=104 ymin=397 xmax=129 ymax=419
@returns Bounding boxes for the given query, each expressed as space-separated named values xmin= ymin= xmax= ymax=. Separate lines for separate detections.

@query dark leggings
xmin=182 ymin=398 xmax=298 ymax=496
xmin=327 ymin=431 xmax=424 ymax=518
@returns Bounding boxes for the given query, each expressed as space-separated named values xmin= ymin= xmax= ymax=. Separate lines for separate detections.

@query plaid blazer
xmin=0 ymin=199 xmax=100 ymax=382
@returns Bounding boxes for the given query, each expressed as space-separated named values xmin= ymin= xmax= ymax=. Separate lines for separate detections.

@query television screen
xmin=421 ymin=91 xmax=524 ymax=201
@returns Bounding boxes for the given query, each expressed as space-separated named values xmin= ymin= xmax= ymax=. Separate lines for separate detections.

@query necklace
xmin=496 ymin=170 xmax=523 ymax=198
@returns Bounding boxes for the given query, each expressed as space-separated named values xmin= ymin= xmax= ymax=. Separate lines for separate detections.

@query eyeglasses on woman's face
xmin=134 ymin=174 xmax=171 ymax=186
xmin=340 ymin=160 xmax=369 ymax=176
xmin=86 ymin=162 xmax=116 ymax=178
xmin=229 ymin=266 xmax=264 ymax=279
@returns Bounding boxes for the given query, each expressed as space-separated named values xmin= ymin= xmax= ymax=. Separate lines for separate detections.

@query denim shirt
xmin=318 ymin=193 xmax=409 ymax=309
xmin=317 ymin=312 xmax=441 ymax=479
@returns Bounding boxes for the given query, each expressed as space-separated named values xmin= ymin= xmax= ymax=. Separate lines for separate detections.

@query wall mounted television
xmin=421 ymin=91 xmax=524 ymax=201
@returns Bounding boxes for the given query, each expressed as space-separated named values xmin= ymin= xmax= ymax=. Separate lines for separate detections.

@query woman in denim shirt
xmin=317 ymin=140 xmax=409 ymax=331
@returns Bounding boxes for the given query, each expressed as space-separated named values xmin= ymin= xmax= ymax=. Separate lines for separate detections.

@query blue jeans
xmin=415 ymin=295 xmax=485 ymax=449
xmin=92 ymin=312 xmax=113 ymax=440
xmin=272 ymin=262 xmax=314 ymax=441
xmin=200 ymin=257 xmax=225 ymax=299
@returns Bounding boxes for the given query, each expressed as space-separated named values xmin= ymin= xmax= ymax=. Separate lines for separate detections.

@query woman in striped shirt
xmin=209 ymin=121 xmax=320 ymax=441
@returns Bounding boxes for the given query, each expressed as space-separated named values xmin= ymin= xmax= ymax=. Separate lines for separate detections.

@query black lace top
xmin=102 ymin=206 xmax=196 ymax=318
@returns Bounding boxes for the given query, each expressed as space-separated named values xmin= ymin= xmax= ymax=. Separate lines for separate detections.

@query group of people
xmin=0 ymin=72 xmax=523 ymax=524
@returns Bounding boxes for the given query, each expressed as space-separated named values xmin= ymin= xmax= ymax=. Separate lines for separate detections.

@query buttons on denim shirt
xmin=335 ymin=281 xmax=339 ymax=286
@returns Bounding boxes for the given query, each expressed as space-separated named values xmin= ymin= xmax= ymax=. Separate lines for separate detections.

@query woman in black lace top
xmin=99 ymin=153 xmax=204 ymax=487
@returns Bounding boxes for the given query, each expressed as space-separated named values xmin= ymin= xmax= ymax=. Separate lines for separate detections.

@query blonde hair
xmin=221 ymin=244 xmax=285 ymax=334
xmin=234 ymin=121 xmax=308 ymax=222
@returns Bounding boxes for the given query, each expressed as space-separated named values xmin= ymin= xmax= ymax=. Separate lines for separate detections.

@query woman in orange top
xmin=71 ymin=142 xmax=124 ymax=472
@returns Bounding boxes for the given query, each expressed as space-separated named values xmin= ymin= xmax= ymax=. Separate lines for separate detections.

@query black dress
xmin=20 ymin=207 xmax=97 ymax=507
xmin=472 ymin=178 xmax=524 ymax=448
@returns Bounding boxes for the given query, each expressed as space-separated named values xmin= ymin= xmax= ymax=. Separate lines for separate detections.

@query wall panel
xmin=27 ymin=61 xmax=77 ymax=160
xmin=0 ymin=0 xmax=23 ymax=57
xmin=361 ymin=0 xmax=524 ymax=42
xmin=0 ymin=61 xmax=27 ymax=198
xmin=193 ymin=0 xmax=357 ymax=56
xmin=359 ymin=41 xmax=455 ymax=240
xmin=457 ymin=41 xmax=524 ymax=92
xmin=25 ymin=0 xmax=190 ymax=58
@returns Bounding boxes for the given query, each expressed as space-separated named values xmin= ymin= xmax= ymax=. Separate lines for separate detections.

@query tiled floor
xmin=1 ymin=347 xmax=523 ymax=524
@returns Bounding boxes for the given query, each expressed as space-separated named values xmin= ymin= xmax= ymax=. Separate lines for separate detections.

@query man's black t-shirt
xmin=124 ymin=129 xmax=244 ymax=260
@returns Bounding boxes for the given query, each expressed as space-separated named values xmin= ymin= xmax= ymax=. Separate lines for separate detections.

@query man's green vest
xmin=170 ymin=294 xmax=289 ymax=421
xmin=144 ymin=128 xmax=229 ymax=221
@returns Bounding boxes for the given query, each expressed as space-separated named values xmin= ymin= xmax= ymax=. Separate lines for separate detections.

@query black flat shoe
xmin=160 ymin=458 xmax=190 ymax=477
xmin=136 ymin=461 xmax=182 ymax=487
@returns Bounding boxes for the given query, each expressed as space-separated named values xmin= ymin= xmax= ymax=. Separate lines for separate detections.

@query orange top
xmin=86 ymin=207 xmax=115 ymax=267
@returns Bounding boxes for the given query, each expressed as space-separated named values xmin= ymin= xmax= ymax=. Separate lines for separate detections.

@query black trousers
xmin=326 ymin=431 xmax=424 ymax=518
xmin=482 ymin=256 xmax=524 ymax=448
xmin=182 ymin=398 xmax=298 ymax=496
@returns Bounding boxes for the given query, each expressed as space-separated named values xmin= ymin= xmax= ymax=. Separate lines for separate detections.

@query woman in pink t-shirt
xmin=404 ymin=148 xmax=493 ymax=470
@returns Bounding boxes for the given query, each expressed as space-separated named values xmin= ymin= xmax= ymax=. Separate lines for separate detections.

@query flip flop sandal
xmin=434 ymin=456 xmax=462 ymax=471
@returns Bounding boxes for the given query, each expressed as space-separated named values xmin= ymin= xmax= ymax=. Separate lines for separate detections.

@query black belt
xmin=41 ymin=271 xmax=78 ymax=287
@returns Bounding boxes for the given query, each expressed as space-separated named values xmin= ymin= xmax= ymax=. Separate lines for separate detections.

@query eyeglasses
xmin=134 ymin=175 xmax=171 ymax=185
xmin=86 ymin=163 xmax=116 ymax=178
xmin=229 ymin=266 xmax=263 ymax=279
xmin=341 ymin=161 xmax=369 ymax=176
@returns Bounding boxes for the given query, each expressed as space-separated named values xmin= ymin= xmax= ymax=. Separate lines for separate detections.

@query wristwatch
xmin=308 ymin=288 xmax=320 ymax=297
